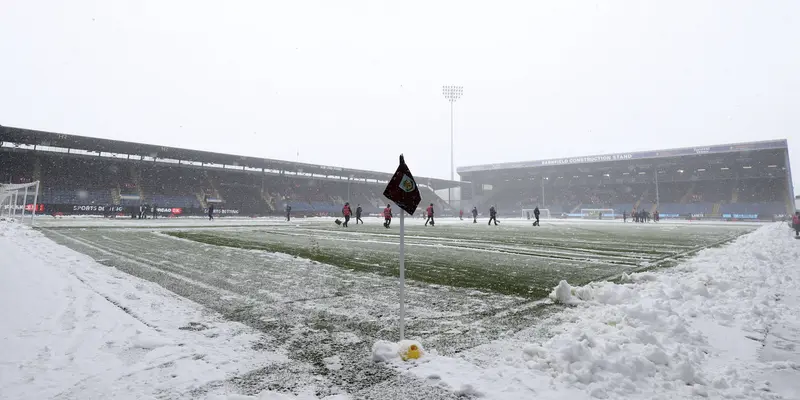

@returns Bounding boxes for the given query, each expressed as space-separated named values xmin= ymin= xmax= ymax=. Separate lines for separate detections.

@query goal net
xmin=581 ymin=208 xmax=615 ymax=219
xmin=0 ymin=181 xmax=41 ymax=224
xmin=521 ymin=208 xmax=551 ymax=219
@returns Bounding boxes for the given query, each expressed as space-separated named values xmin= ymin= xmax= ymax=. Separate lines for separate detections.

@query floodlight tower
xmin=442 ymin=85 xmax=463 ymax=208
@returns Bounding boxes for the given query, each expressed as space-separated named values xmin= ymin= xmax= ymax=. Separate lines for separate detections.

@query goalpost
xmin=0 ymin=181 xmax=40 ymax=225
xmin=581 ymin=208 xmax=615 ymax=219
xmin=522 ymin=208 xmax=551 ymax=219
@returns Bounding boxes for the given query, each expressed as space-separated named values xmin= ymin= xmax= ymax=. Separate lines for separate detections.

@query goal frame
xmin=580 ymin=208 xmax=615 ymax=219
xmin=522 ymin=208 xmax=551 ymax=219
xmin=0 ymin=181 xmax=40 ymax=225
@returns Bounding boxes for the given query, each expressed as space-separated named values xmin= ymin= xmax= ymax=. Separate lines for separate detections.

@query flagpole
xmin=399 ymin=209 xmax=406 ymax=341
xmin=384 ymin=154 xmax=419 ymax=345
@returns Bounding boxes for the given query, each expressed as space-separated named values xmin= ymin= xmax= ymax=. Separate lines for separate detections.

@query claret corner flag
xmin=383 ymin=154 xmax=421 ymax=215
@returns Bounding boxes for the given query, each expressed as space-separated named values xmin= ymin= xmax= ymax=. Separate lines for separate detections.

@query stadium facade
xmin=458 ymin=140 xmax=795 ymax=220
xmin=0 ymin=126 xmax=460 ymax=217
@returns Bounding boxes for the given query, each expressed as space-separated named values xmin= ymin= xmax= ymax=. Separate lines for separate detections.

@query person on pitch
xmin=342 ymin=202 xmax=352 ymax=227
xmin=488 ymin=205 xmax=498 ymax=226
xmin=383 ymin=204 xmax=393 ymax=228
xmin=355 ymin=204 xmax=363 ymax=224
xmin=425 ymin=203 xmax=435 ymax=226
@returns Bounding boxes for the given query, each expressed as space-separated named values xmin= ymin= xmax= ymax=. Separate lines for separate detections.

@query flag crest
xmin=384 ymin=155 xmax=421 ymax=215
xmin=399 ymin=175 xmax=416 ymax=193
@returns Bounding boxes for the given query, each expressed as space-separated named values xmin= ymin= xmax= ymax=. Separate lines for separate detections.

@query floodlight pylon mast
xmin=442 ymin=85 xmax=463 ymax=210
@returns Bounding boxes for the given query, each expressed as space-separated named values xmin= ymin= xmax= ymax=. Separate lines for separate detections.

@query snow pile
xmin=549 ymin=280 xmax=581 ymax=305
xmin=404 ymin=223 xmax=800 ymax=399
xmin=0 ymin=221 xmax=287 ymax=399
xmin=372 ymin=340 xmax=425 ymax=362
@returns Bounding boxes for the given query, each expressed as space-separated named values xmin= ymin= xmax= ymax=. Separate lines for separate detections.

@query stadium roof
xmin=0 ymin=126 xmax=463 ymax=188
xmin=457 ymin=139 xmax=789 ymax=174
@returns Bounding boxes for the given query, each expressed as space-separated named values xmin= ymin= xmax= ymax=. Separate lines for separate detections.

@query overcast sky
xmin=1 ymin=0 xmax=798 ymax=190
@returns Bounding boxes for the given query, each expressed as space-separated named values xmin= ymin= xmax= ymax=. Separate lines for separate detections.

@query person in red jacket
xmin=459 ymin=209 xmax=464 ymax=220
xmin=342 ymin=202 xmax=352 ymax=227
xmin=383 ymin=204 xmax=393 ymax=228
xmin=793 ymin=211 xmax=800 ymax=237
xmin=424 ymin=203 xmax=435 ymax=226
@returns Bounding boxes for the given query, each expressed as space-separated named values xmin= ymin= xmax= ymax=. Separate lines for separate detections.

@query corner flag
xmin=383 ymin=154 xmax=421 ymax=342
xmin=383 ymin=155 xmax=421 ymax=215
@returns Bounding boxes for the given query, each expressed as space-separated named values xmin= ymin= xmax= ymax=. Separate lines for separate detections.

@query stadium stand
xmin=2 ymin=127 xmax=792 ymax=221
xmin=1 ymin=127 xmax=458 ymax=217
xmin=459 ymin=140 xmax=795 ymax=220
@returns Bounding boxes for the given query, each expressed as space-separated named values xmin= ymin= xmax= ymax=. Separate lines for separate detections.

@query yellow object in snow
xmin=402 ymin=344 xmax=421 ymax=361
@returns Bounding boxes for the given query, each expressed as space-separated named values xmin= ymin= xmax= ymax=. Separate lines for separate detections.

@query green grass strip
xmin=165 ymin=231 xmax=570 ymax=298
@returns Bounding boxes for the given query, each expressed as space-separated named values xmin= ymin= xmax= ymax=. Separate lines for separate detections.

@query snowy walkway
xmin=383 ymin=223 xmax=800 ymax=399
xmin=0 ymin=220 xmax=294 ymax=399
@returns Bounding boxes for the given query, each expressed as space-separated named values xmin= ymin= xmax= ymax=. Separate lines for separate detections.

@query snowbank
xmin=401 ymin=223 xmax=800 ymax=399
xmin=0 ymin=220 xmax=287 ymax=399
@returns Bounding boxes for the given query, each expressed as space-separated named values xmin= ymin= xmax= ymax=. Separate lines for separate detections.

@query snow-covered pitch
xmin=2 ymin=216 xmax=797 ymax=399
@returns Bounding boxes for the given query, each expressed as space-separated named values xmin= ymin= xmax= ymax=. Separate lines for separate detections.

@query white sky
xmin=1 ymin=0 xmax=798 ymax=190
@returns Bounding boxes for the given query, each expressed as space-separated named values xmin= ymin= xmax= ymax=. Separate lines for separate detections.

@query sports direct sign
xmin=71 ymin=205 xmax=125 ymax=212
